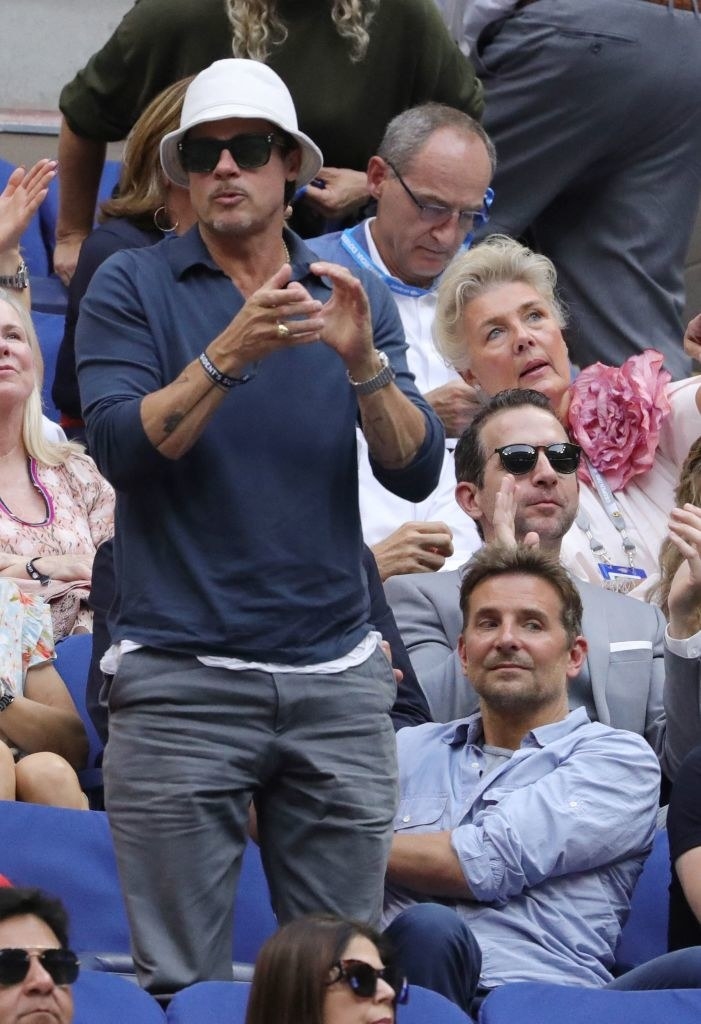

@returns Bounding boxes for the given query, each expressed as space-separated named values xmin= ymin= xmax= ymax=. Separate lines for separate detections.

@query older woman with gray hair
xmin=433 ymin=235 xmax=701 ymax=596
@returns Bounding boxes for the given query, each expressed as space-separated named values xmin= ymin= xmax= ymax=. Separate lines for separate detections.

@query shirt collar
xmin=167 ymin=224 xmax=327 ymax=291
xmin=443 ymin=706 xmax=591 ymax=750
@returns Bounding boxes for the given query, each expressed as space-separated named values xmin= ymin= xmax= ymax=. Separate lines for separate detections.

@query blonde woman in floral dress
xmin=0 ymin=580 xmax=87 ymax=807
xmin=433 ymin=235 xmax=701 ymax=596
xmin=0 ymin=290 xmax=114 ymax=637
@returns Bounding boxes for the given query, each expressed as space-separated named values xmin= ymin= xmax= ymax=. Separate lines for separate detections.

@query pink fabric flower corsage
xmin=567 ymin=349 xmax=671 ymax=491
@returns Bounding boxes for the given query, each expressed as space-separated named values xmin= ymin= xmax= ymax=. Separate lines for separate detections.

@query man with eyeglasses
xmin=385 ymin=388 xmax=701 ymax=786
xmin=75 ymin=59 xmax=444 ymax=998
xmin=0 ymin=887 xmax=78 ymax=1024
xmin=310 ymin=104 xmax=494 ymax=581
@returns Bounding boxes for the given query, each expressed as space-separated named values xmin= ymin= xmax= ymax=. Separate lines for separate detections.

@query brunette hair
xmin=459 ymin=542 xmax=583 ymax=645
xmin=99 ymin=76 xmax=194 ymax=227
xmin=648 ymin=437 xmax=701 ymax=618
xmin=244 ymin=915 xmax=396 ymax=1024
xmin=0 ymin=888 xmax=70 ymax=949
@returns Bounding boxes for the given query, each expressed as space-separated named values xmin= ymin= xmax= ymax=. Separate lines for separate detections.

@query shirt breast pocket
xmin=394 ymin=796 xmax=448 ymax=833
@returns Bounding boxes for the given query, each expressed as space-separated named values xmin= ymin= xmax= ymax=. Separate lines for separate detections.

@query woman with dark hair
xmin=245 ymin=915 xmax=407 ymax=1024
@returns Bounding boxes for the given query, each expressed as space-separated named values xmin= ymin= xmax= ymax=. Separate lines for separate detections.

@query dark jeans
xmin=386 ymin=903 xmax=701 ymax=1017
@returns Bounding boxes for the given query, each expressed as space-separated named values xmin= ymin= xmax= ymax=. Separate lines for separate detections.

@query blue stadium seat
xmin=32 ymin=310 xmax=64 ymax=423
xmin=74 ymin=969 xmax=165 ymax=1023
xmin=478 ymin=981 xmax=701 ymax=1024
xmin=0 ymin=802 xmax=131 ymax=953
xmin=404 ymin=984 xmax=475 ymax=1022
xmin=615 ymin=828 xmax=671 ymax=974
xmin=55 ymin=634 xmax=104 ymax=801
xmin=0 ymin=799 xmax=276 ymax=968
xmin=165 ymin=980 xmax=251 ymax=1023
xmin=165 ymin=981 xmax=475 ymax=1024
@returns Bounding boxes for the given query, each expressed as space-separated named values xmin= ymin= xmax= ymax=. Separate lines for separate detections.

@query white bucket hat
xmin=160 ymin=58 xmax=323 ymax=189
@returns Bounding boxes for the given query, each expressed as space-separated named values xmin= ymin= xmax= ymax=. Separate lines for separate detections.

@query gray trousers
xmin=102 ymin=645 xmax=398 ymax=996
xmin=474 ymin=0 xmax=701 ymax=380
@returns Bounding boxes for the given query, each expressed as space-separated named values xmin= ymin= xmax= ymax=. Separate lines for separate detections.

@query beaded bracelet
xmin=198 ymin=351 xmax=251 ymax=390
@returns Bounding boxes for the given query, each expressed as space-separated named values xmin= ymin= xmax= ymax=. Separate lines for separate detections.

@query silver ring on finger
xmin=276 ymin=321 xmax=291 ymax=338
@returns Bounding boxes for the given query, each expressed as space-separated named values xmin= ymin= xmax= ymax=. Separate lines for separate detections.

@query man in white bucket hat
xmin=76 ymin=58 xmax=444 ymax=997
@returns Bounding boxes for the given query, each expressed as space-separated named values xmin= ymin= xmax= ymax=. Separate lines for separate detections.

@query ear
xmin=366 ymin=156 xmax=389 ymax=200
xmin=455 ymin=480 xmax=483 ymax=522
xmin=457 ymin=632 xmax=470 ymax=679
xmin=459 ymin=367 xmax=479 ymax=388
xmin=285 ymin=146 xmax=302 ymax=182
xmin=565 ymin=636 xmax=588 ymax=679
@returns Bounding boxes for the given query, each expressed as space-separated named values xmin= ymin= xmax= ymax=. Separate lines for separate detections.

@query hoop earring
xmin=153 ymin=206 xmax=178 ymax=234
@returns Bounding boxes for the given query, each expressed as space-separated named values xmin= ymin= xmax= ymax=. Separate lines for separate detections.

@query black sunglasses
xmin=0 ymin=948 xmax=79 ymax=987
xmin=178 ymin=132 xmax=288 ymax=174
xmin=494 ymin=442 xmax=582 ymax=476
xmin=329 ymin=959 xmax=409 ymax=1005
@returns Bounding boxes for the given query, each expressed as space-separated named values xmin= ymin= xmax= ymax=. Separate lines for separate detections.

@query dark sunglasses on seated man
xmin=493 ymin=442 xmax=582 ymax=476
xmin=327 ymin=959 xmax=410 ymax=1005
xmin=0 ymin=947 xmax=79 ymax=987
xmin=178 ymin=132 xmax=290 ymax=174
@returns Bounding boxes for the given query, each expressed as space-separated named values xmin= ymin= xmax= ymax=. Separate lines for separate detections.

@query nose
xmin=531 ymin=448 xmax=558 ymax=484
xmin=429 ymin=212 xmax=466 ymax=246
xmin=513 ymin=321 xmax=537 ymax=354
xmin=23 ymin=956 xmax=55 ymax=994
xmin=213 ymin=146 xmax=241 ymax=176
xmin=375 ymin=976 xmax=396 ymax=1004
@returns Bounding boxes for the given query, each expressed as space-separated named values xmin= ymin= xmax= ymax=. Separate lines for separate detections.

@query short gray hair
xmin=433 ymin=235 xmax=567 ymax=372
xmin=377 ymin=102 xmax=496 ymax=177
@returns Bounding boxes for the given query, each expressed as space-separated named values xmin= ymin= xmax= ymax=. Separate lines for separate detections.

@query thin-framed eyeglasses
xmin=0 ymin=947 xmax=80 ymax=987
xmin=493 ymin=443 xmax=582 ymax=476
xmin=386 ymin=160 xmax=493 ymax=232
xmin=178 ymin=132 xmax=288 ymax=174
xmin=327 ymin=959 xmax=410 ymax=1005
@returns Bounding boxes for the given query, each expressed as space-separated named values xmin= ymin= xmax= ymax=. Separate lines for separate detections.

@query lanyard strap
xmin=340 ymin=228 xmax=438 ymax=297
xmin=576 ymin=458 xmax=638 ymax=567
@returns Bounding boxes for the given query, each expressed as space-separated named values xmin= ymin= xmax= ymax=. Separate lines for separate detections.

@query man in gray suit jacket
xmin=385 ymin=389 xmax=701 ymax=782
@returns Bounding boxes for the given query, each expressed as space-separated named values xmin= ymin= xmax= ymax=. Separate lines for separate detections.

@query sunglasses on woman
xmin=0 ymin=947 xmax=79 ymax=986
xmin=493 ymin=442 xmax=582 ymax=476
xmin=177 ymin=132 xmax=288 ymax=174
xmin=329 ymin=959 xmax=410 ymax=1004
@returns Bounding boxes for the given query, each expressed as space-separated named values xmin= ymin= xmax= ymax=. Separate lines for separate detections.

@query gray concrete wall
xmin=1 ymin=1 xmax=132 ymax=111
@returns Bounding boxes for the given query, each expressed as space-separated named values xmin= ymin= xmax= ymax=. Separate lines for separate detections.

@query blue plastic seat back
xmin=74 ymin=969 xmax=166 ymax=1024
xmin=166 ymin=980 xmax=251 ymax=1023
xmin=0 ymin=801 xmax=131 ymax=953
xmin=479 ymin=981 xmax=701 ymax=1024
xmin=615 ymin=828 xmax=671 ymax=974
xmin=55 ymin=633 xmax=104 ymax=792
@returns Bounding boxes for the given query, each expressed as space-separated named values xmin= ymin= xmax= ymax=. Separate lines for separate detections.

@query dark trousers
xmin=386 ymin=903 xmax=701 ymax=1016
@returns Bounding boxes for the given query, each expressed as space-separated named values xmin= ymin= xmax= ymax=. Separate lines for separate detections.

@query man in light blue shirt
xmin=383 ymin=541 xmax=671 ymax=1011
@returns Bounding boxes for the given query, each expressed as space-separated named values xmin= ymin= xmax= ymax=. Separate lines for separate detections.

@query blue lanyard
xmin=339 ymin=229 xmax=438 ymax=297
xmin=577 ymin=458 xmax=638 ymax=567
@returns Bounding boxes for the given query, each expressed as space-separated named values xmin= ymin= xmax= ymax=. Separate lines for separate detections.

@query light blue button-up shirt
xmin=384 ymin=708 xmax=661 ymax=989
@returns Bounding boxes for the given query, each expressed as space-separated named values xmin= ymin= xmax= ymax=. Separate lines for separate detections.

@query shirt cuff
xmin=665 ymin=626 xmax=701 ymax=659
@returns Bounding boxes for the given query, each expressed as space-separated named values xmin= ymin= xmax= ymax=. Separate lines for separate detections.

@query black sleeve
xmin=362 ymin=545 xmax=432 ymax=731
xmin=667 ymin=743 xmax=701 ymax=950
